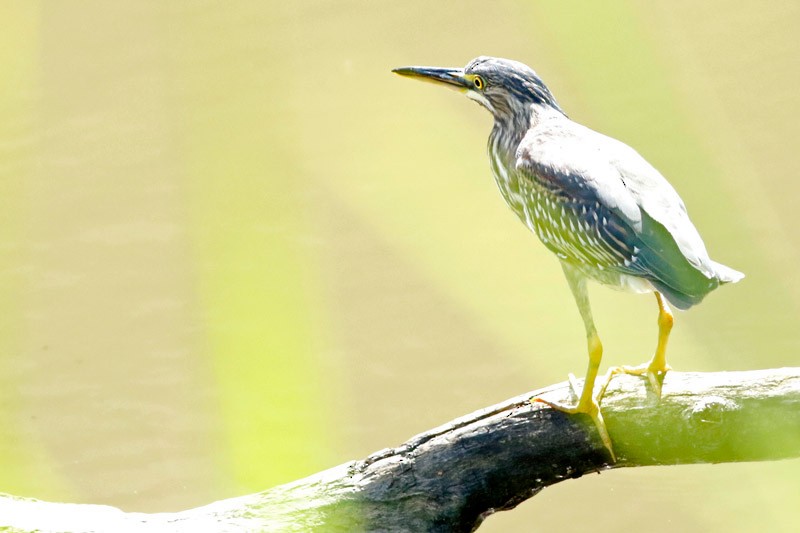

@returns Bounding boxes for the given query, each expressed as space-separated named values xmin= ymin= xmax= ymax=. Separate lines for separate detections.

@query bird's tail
xmin=711 ymin=261 xmax=744 ymax=284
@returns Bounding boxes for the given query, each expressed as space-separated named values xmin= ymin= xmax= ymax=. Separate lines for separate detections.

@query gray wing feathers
xmin=605 ymin=138 xmax=715 ymax=277
xmin=516 ymin=121 xmax=743 ymax=307
xmin=516 ymin=131 xmax=643 ymax=230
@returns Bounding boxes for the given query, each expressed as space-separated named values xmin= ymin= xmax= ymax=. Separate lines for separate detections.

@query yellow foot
xmin=604 ymin=362 xmax=672 ymax=399
xmin=532 ymin=376 xmax=616 ymax=462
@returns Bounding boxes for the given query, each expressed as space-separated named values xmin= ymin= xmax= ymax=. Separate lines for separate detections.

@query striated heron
xmin=393 ymin=57 xmax=743 ymax=459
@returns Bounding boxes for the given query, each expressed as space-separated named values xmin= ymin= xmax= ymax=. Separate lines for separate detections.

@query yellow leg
xmin=599 ymin=292 xmax=673 ymax=399
xmin=534 ymin=327 xmax=615 ymax=461
xmin=533 ymin=263 xmax=615 ymax=461
xmin=576 ymin=333 xmax=603 ymax=411
xmin=649 ymin=291 xmax=674 ymax=394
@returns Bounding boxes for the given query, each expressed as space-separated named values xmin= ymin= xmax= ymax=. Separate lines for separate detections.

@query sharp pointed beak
xmin=392 ymin=66 xmax=470 ymax=91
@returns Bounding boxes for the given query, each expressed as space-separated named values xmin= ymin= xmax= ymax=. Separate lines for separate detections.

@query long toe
xmin=531 ymin=395 xmax=615 ymax=461
xmin=610 ymin=362 xmax=671 ymax=399
xmin=587 ymin=402 xmax=615 ymax=462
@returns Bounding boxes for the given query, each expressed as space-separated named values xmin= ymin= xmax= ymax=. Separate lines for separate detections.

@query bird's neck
xmin=490 ymin=108 xmax=532 ymax=155
xmin=489 ymin=103 xmax=565 ymax=171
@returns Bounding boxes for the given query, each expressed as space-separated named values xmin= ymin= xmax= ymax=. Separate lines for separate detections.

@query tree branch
xmin=2 ymin=368 xmax=799 ymax=532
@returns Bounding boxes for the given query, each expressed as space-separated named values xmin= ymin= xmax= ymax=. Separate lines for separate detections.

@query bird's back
xmin=596 ymin=127 xmax=744 ymax=305
xmin=490 ymin=111 xmax=743 ymax=310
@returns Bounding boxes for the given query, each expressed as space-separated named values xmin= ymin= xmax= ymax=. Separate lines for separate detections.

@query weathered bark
xmin=2 ymin=368 xmax=799 ymax=532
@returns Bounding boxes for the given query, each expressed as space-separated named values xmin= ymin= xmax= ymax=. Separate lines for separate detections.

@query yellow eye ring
xmin=473 ymin=76 xmax=485 ymax=90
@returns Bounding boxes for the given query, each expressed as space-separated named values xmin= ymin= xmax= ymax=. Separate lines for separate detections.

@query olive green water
xmin=1 ymin=1 xmax=798 ymax=531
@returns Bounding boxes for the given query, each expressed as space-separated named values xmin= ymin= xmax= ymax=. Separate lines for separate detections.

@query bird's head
xmin=393 ymin=56 xmax=563 ymax=122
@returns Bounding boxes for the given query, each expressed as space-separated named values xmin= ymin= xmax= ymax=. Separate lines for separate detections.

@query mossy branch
xmin=2 ymin=368 xmax=799 ymax=532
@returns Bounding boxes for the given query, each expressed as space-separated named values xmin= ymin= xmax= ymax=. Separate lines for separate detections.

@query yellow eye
xmin=473 ymin=76 xmax=485 ymax=90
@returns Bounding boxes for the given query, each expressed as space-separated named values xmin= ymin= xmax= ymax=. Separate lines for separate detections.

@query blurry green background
xmin=1 ymin=1 xmax=798 ymax=531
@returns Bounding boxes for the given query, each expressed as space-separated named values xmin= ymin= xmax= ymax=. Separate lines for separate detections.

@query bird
xmin=393 ymin=56 xmax=743 ymax=459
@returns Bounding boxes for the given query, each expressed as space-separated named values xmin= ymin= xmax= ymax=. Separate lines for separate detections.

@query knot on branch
xmin=685 ymin=395 xmax=740 ymax=427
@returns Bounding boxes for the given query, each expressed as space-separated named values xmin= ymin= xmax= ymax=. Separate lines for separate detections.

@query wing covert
xmin=513 ymin=125 xmax=725 ymax=308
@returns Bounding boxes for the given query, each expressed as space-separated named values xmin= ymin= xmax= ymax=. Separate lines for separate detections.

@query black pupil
xmin=475 ymin=78 xmax=482 ymax=88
